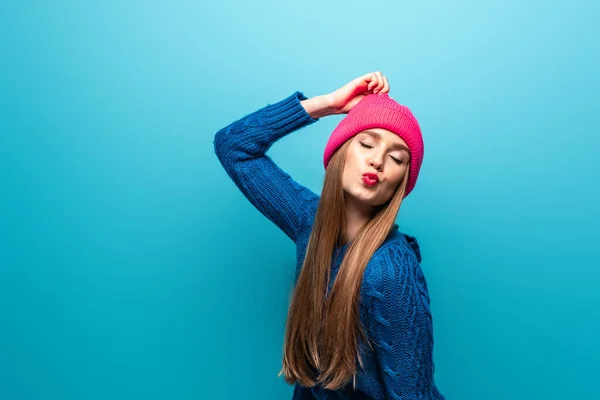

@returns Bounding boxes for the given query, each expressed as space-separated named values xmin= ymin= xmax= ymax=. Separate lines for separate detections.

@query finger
xmin=350 ymin=73 xmax=372 ymax=93
xmin=375 ymin=71 xmax=384 ymax=92
xmin=372 ymin=72 xmax=382 ymax=93
xmin=381 ymin=76 xmax=389 ymax=93
xmin=367 ymin=72 xmax=377 ymax=91
xmin=358 ymin=72 xmax=375 ymax=82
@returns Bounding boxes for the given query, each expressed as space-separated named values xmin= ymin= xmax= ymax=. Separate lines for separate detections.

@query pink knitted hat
xmin=323 ymin=93 xmax=424 ymax=198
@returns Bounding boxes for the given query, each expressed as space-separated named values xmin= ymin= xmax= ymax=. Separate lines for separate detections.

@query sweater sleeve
xmin=368 ymin=245 xmax=437 ymax=400
xmin=213 ymin=91 xmax=320 ymax=243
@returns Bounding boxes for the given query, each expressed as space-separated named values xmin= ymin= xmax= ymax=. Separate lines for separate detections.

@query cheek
xmin=386 ymin=170 xmax=405 ymax=188
xmin=346 ymin=146 xmax=360 ymax=165
xmin=343 ymin=148 xmax=361 ymax=174
xmin=342 ymin=152 xmax=362 ymax=187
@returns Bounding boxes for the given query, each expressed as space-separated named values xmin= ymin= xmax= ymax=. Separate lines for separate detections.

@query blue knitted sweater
xmin=213 ymin=91 xmax=445 ymax=400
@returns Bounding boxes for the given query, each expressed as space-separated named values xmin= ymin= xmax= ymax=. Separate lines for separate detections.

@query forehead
xmin=357 ymin=128 xmax=408 ymax=150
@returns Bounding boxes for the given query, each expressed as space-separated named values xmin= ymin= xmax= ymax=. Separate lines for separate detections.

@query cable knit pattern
xmin=213 ymin=91 xmax=320 ymax=242
xmin=213 ymin=91 xmax=444 ymax=400
xmin=368 ymin=245 xmax=436 ymax=400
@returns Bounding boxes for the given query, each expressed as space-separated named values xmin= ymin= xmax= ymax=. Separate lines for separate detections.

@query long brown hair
xmin=278 ymin=137 xmax=411 ymax=390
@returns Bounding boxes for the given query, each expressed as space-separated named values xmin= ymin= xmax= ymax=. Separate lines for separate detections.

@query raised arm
xmin=368 ymin=244 xmax=440 ymax=400
xmin=213 ymin=72 xmax=392 ymax=243
xmin=213 ymin=91 xmax=333 ymax=243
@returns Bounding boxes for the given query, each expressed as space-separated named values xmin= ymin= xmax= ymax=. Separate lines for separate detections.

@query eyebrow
xmin=361 ymin=130 xmax=410 ymax=155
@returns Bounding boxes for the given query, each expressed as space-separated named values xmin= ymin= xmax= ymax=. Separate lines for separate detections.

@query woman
xmin=213 ymin=72 xmax=445 ymax=400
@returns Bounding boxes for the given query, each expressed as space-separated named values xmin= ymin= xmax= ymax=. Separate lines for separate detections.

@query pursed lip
xmin=362 ymin=172 xmax=379 ymax=183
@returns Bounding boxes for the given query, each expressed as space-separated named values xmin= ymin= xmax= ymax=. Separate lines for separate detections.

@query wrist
xmin=300 ymin=94 xmax=338 ymax=119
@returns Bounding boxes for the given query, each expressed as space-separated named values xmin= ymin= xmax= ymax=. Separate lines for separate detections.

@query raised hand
xmin=327 ymin=71 xmax=390 ymax=114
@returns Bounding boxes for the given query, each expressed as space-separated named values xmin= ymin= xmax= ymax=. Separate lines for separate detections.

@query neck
xmin=343 ymin=194 xmax=376 ymax=243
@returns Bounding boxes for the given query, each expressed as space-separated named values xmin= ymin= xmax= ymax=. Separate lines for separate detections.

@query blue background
xmin=1 ymin=1 xmax=599 ymax=399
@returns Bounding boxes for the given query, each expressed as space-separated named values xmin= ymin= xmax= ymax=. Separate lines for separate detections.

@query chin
xmin=346 ymin=188 xmax=383 ymax=207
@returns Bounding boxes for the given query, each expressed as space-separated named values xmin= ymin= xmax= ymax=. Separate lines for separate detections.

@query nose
xmin=368 ymin=156 xmax=383 ymax=171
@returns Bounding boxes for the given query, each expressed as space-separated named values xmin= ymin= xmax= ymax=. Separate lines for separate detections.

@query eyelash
xmin=359 ymin=142 xmax=402 ymax=164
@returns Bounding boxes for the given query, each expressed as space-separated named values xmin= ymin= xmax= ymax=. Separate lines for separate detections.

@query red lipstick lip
xmin=363 ymin=173 xmax=379 ymax=182
xmin=362 ymin=173 xmax=379 ymax=186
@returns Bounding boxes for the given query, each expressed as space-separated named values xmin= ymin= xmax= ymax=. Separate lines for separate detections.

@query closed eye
xmin=360 ymin=142 xmax=402 ymax=164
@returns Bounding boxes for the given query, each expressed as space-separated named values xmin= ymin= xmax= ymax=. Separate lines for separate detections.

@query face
xmin=341 ymin=128 xmax=410 ymax=207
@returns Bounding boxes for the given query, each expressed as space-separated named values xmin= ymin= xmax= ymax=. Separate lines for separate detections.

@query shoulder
xmin=370 ymin=231 xmax=422 ymax=276
xmin=363 ymin=232 xmax=432 ymax=313
xmin=368 ymin=236 xmax=419 ymax=287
